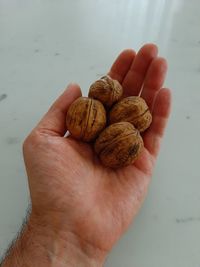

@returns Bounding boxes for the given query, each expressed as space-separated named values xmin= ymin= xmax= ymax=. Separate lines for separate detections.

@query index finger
xmin=108 ymin=49 xmax=136 ymax=83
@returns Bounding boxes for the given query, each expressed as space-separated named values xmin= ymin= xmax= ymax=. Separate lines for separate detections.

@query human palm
xmin=23 ymin=44 xmax=171 ymax=259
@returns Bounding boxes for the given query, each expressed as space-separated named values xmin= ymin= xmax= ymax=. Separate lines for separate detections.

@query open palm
xmin=23 ymin=44 xmax=171 ymax=262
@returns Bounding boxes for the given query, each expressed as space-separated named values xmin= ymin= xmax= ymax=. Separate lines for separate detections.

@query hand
xmin=21 ymin=44 xmax=171 ymax=266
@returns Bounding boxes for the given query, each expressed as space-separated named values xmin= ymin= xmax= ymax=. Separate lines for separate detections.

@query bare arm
xmin=1 ymin=44 xmax=171 ymax=267
xmin=1 ymin=215 xmax=103 ymax=267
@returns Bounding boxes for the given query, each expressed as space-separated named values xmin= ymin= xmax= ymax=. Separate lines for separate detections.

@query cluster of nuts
xmin=66 ymin=75 xmax=152 ymax=168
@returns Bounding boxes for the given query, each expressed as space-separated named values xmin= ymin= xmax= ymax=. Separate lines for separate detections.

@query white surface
xmin=0 ymin=0 xmax=200 ymax=266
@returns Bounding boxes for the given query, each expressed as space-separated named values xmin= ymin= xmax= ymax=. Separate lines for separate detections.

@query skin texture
xmin=2 ymin=44 xmax=171 ymax=267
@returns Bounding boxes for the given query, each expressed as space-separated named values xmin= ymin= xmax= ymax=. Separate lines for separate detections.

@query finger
xmin=36 ymin=83 xmax=82 ymax=136
xmin=108 ymin=49 xmax=136 ymax=83
xmin=141 ymin=57 xmax=168 ymax=110
xmin=122 ymin=43 xmax=158 ymax=96
xmin=142 ymin=88 xmax=172 ymax=157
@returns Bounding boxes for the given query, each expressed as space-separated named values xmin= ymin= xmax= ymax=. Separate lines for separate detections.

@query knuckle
xmin=23 ymin=131 xmax=41 ymax=152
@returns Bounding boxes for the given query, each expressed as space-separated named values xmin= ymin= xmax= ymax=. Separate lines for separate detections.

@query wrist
xmin=2 ymin=212 xmax=106 ymax=267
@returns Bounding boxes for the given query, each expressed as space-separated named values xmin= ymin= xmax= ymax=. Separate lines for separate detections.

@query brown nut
xmin=66 ymin=97 xmax=106 ymax=142
xmin=88 ymin=75 xmax=123 ymax=108
xmin=95 ymin=122 xmax=144 ymax=168
xmin=109 ymin=96 xmax=152 ymax=132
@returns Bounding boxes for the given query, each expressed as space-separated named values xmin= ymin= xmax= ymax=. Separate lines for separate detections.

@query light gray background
xmin=0 ymin=0 xmax=200 ymax=266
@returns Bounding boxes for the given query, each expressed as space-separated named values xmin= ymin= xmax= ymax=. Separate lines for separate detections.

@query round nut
xmin=109 ymin=96 xmax=152 ymax=132
xmin=88 ymin=75 xmax=123 ymax=107
xmin=66 ymin=97 xmax=106 ymax=142
xmin=95 ymin=122 xmax=144 ymax=168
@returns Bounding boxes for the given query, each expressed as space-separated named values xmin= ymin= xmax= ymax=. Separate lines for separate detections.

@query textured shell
xmin=95 ymin=122 xmax=144 ymax=168
xmin=88 ymin=75 xmax=123 ymax=107
xmin=109 ymin=96 xmax=152 ymax=132
xmin=66 ymin=97 xmax=106 ymax=142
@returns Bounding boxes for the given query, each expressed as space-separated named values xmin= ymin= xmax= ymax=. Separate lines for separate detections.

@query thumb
xmin=35 ymin=83 xmax=82 ymax=136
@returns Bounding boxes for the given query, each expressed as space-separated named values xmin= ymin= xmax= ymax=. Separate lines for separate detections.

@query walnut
xmin=95 ymin=122 xmax=143 ymax=168
xmin=109 ymin=96 xmax=152 ymax=132
xmin=88 ymin=75 xmax=123 ymax=108
xmin=66 ymin=97 xmax=106 ymax=142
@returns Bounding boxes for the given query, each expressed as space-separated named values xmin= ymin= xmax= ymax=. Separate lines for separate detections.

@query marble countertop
xmin=0 ymin=0 xmax=200 ymax=266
